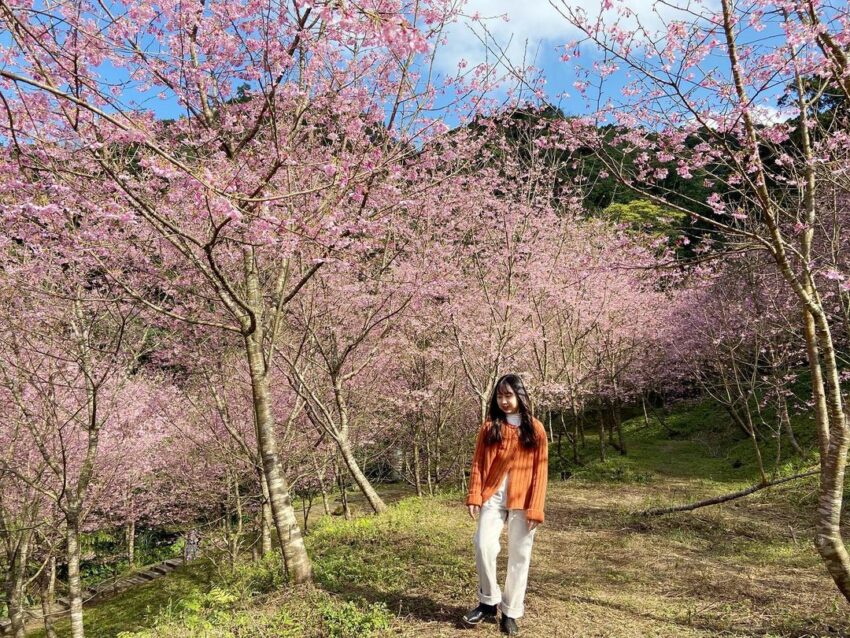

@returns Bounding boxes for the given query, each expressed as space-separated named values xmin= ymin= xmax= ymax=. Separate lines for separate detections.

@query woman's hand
xmin=526 ymin=519 xmax=540 ymax=532
xmin=467 ymin=504 xmax=480 ymax=520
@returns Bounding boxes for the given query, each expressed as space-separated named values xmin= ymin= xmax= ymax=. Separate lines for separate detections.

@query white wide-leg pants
xmin=473 ymin=474 xmax=537 ymax=619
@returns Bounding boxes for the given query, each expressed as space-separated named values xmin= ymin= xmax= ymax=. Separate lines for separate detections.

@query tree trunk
xmin=3 ymin=530 xmax=29 ymax=638
xmin=744 ymin=409 xmax=768 ymax=485
xmin=568 ymin=408 xmax=579 ymax=463
xmin=244 ymin=331 xmax=311 ymax=582
xmin=579 ymin=410 xmax=586 ymax=448
xmin=337 ymin=436 xmax=387 ymax=513
xmin=555 ymin=413 xmax=564 ymax=459
xmin=413 ymin=442 xmax=423 ymax=497
xmin=336 ymin=466 xmax=351 ymax=520
xmin=723 ymin=404 xmax=755 ymax=439
xmin=435 ymin=425 xmax=442 ymax=492
xmin=3 ymin=577 xmax=25 ymax=638
xmin=425 ymin=436 xmax=434 ymax=496
xmin=598 ymin=407 xmax=606 ymax=462
xmin=301 ymin=496 xmax=313 ymax=532
xmin=261 ymin=503 xmax=273 ymax=557
xmin=614 ymin=403 xmax=626 ymax=456
xmin=607 ymin=412 xmax=618 ymax=450
xmin=641 ymin=469 xmax=819 ymax=516
xmin=229 ymin=474 xmax=243 ymax=571
xmin=325 ymin=379 xmax=387 ymax=513
xmin=41 ymin=555 xmax=58 ymax=638
xmin=67 ymin=518 xmax=85 ymax=638
xmin=649 ymin=401 xmax=675 ymax=436
xmin=242 ymin=248 xmax=312 ymax=584
xmin=778 ymin=394 xmax=804 ymax=456
xmin=313 ymin=460 xmax=330 ymax=516
xmin=125 ymin=520 xmax=135 ymax=567
xmin=809 ymin=311 xmax=850 ymax=599
xmin=259 ymin=472 xmax=273 ymax=557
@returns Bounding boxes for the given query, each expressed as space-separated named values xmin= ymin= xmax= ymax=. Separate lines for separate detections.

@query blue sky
xmin=3 ymin=0 xmax=799 ymax=130
xmin=428 ymin=0 xmax=702 ymax=118
xmin=428 ymin=0 xmax=800 ymax=126
xmin=89 ymin=0 xmax=699 ymax=124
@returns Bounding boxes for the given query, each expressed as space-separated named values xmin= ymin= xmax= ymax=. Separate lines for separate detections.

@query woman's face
xmin=497 ymin=384 xmax=519 ymax=415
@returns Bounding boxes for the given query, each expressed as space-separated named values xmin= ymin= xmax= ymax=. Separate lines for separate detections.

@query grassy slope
xmin=28 ymin=401 xmax=848 ymax=638
xmin=566 ymin=398 xmax=819 ymax=486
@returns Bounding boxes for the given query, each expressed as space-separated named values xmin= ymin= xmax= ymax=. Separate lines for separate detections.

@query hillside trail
xmin=16 ymin=479 xmax=847 ymax=637
xmin=392 ymin=480 xmax=847 ymax=638
xmin=9 ymin=558 xmax=185 ymax=635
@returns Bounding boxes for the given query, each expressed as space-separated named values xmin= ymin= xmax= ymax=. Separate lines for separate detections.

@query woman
xmin=462 ymin=373 xmax=548 ymax=636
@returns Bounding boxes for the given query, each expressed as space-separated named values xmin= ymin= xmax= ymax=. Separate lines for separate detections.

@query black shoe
xmin=461 ymin=603 xmax=498 ymax=626
xmin=500 ymin=614 xmax=520 ymax=636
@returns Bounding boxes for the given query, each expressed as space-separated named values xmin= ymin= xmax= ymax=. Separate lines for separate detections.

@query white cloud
xmin=750 ymin=104 xmax=796 ymax=125
xmin=432 ymin=0 xmax=718 ymax=78
xmin=433 ymin=1 xmax=571 ymax=76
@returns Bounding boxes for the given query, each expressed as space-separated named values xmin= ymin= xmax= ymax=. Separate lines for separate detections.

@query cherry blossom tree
xmin=554 ymin=0 xmax=850 ymax=597
xmin=0 ymin=0 xmax=511 ymax=589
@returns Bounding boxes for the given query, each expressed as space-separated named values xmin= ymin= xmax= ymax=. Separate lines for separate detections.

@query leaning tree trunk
xmin=744 ymin=409 xmax=768 ymax=485
xmin=242 ymin=247 xmax=312 ymax=584
xmin=329 ymin=384 xmax=387 ymax=513
xmin=777 ymin=394 xmax=804 ymax=456
xmin=244 ymin=331 xmax=312 ymax=583
xmin=312 ymin=456 xmax=331 ymax=516
xmin=808 ymin=310 xmax=850 ymax=599
xmin=334 ymin=459 xmax=352 ymax=520
xmin=337 ymin=436 xmax=387 ymax=513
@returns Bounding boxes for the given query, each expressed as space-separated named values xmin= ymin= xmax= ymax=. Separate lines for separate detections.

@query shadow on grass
xmin=330 ymin=582 xmax=474 ymax=630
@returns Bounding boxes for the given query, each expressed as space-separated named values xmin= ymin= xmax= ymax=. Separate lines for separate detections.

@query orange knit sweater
xmin=465 ymin=418 xmax=549 ymax=523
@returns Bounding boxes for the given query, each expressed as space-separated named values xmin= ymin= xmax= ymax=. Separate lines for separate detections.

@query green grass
xmin=563 ymin=398 xmax=820 ymax=487
xmin=308 ymin=494 xmax=474 ymax=601
xmin=29 ymin=562 xmax=213 ymax=638
xmin=24 ymin=397 xmax=845 ymax=637
xmin=27 ymin=497 xmax=470 ymax=638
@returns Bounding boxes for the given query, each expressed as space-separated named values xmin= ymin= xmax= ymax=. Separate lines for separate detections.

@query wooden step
xmin=125 ymin=576 xmax=149 ymax=586
xmin=137 ymin=570 xmax=159 ymax=581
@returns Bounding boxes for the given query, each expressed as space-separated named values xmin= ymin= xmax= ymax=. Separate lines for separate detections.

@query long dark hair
xmin=486 ymin=373 xmax=538 ymax=449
